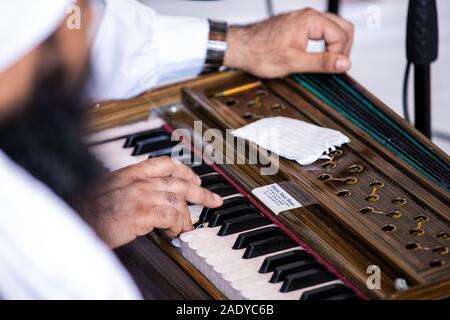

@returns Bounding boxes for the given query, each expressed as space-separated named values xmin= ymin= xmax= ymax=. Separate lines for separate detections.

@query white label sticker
xmin=252 ymin=183 xmax=302 ymax=215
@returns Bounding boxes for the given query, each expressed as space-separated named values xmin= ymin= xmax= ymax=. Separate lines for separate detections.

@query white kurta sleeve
xmin=90 ymin=0 xmax=209 ymax=102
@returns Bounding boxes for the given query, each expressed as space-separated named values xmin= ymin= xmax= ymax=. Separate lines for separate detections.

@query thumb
xmin=294 ymin=52 xmax=351 ymax=73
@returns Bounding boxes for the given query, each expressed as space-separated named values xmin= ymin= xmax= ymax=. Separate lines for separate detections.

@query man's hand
xmin=79 ymin=157 xmax=223 ymax=249
xmin=224 ymin=8 xmax=354 ymax=78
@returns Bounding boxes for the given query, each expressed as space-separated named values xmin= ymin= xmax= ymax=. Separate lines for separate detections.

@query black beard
xmin=0 ymin=66 xmax=104 ymax=208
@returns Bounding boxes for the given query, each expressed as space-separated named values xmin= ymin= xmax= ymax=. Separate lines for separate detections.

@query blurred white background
xmin=141 ymin=0 xmax=450 ymax=154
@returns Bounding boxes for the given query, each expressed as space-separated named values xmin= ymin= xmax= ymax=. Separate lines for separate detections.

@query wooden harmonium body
xmin=89 ymin=71 xmax=450 ymax=300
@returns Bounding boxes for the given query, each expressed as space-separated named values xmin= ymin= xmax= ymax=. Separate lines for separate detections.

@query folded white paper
xmin=231 ymin=116 xmax=350 ymax=165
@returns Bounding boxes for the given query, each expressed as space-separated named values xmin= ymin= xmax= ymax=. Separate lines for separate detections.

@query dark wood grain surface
xmin=115 ymin=234 xmax=219 ymax=300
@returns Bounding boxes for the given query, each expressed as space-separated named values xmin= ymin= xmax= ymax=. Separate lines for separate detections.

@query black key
xmin=280 ymin=269 xmax=336 ymax=293
xmin=301 ymin=283 xmax=354 ymax=300
xmin=208 ymin=186 xmax=237 ymax=197
xmin=147 ymin=146 xmax=191 ymax=159
xmin=325 ymin=293 xmax=360 ymax=300
xmin=199 ymin=197 xmax=251 ymax=224
xmin=270 ymin=260 xmax=322 ymax=283
xmin=188 ymin=161 xmax=203 ymax=167
xmin=209 ymin=205 xmax=259 ymax=228
xmin=123 ymin=129 xmax=169 ymax=148
xmin=243 ymin=235 xmax=297 ymax=259
xmin=132 ymin=139 xmax=179 ymax=156
xmin=148 ymin=145 xmax=182 ymax=158
xmin=201 ymin=174 xmax=229 ymax=188
xmin=174 ymin=152 xmax=197 ymax=165
xmin=170 ymin=148 xmax=195 ymax=162
xmin=191 ymin=164 xmax=215 ymax=176
xmin=218 ymin=214 xmax=271 ymax=236
xmin=233 ymin=227 xmax=282 ymax=250
xmin=259 ymin=250 xmax=312 ymax=273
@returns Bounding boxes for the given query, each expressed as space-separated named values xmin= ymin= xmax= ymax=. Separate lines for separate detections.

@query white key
xmin=107 ymin=154 xmax=148 ymax=171
xmin=190 ymin=224 xmax=275 ymax=265
xmin=179 ymin=224 xmax=265 ymax=297
xmin=177 ymin=193 xmax=345 ymax=300
xmin=86 ymin=118 xmax=165 ymax=144
xmin=180 ymin=227 xmax=220 ymax=270
xmin=90 ymin=139 xmax=126 ymax=166
xmin=188 ymin=205 xmax=203 ymax=224
xmin=209 ymin=247 xmax=302 ymax=300
xmin=171 ymin=205 xmax=202 ymax=248
xmin=90 ymin=138 xmax=149 ymax=171
xmin=183 ymin=234 xmax=246 ymax=297
xmin=223 ymin=247 xmax=304 ymax=299
xmin=185 ymin=193 xmax=244 ymax=227
xmin=185 ymin=224 xmax=301 ymax=299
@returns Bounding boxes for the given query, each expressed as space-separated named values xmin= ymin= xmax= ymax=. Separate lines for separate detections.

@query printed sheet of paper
xmin=231 ymin=116 xmax=350 ymax=165
xmin=252 ymin=183 xmax=302 ymax=215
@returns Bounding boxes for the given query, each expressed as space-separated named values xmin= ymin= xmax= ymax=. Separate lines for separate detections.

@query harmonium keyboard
xmin=87 ymin=71 xmax=450 ymax=300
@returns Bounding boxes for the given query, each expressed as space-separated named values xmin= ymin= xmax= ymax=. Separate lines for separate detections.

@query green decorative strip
xmin=292 ymin=74 xmax=450 ymax=192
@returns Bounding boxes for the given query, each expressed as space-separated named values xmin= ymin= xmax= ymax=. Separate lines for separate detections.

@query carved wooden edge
xmin=148 ymin=233 xmax=227 ymax=300
xmin=86 ymin=71 xmax=246 ymax=132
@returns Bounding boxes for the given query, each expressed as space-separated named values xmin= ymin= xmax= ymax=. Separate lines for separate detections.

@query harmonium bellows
xmin=88 ymin=71 xmax=450 ymax=300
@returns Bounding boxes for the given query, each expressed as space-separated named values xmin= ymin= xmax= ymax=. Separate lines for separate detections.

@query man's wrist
xmin=223 ymin=26 xmax=246 ymax=70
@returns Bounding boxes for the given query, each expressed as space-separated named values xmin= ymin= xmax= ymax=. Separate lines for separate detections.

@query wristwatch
xmin=202 ymin=19 xmax=229 ymax=73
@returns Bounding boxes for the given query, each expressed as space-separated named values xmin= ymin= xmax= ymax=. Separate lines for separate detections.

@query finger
xmin=118 ymin=156 xmax=201 ymax=186
xmin=306 ymin=13 xmax=349 ymax=55
xmin=186 ymin=185 xmax=223 ymax=208
xmin=290 ymin=51 xmax=351 ymax=73
xmin=146 ymin=177 xmax=223 ymax=208
xmin=323 ymin=13 xmax=354 ymax=56
xmin=135 ymin=206 xmax=180 ymax=235
xmin=164 ymin=211 xmax=185 ymax=239
xmin=137 ymin=204 xmax=187 ymax=238
xmin=170 ymin=158 xmax=202 ymax=186
xmin=147 ymin=191 xmax=193 ymax=232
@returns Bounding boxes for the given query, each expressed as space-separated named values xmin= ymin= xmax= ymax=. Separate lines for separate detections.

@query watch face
xmin=205 ymin=19 xmax=228 ymax=70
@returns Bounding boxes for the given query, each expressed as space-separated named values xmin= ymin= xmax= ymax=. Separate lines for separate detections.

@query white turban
xmin=0 ymin=0 xmax=75 ymax=73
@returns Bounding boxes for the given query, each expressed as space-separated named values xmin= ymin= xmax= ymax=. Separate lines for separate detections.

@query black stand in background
xmin=327 ymin=0 xmax=340 ymax=14
xmin=328 ymin=0 xmax=438 ymax=138
xmin=272 ymin=0 xmax=341 ymax=16
xmin=407 ymin=0 xmax=439 ymax=138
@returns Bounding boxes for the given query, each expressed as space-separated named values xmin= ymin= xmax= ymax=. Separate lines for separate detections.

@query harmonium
xmin=87 ymin=70 xmax=450 ymax=300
